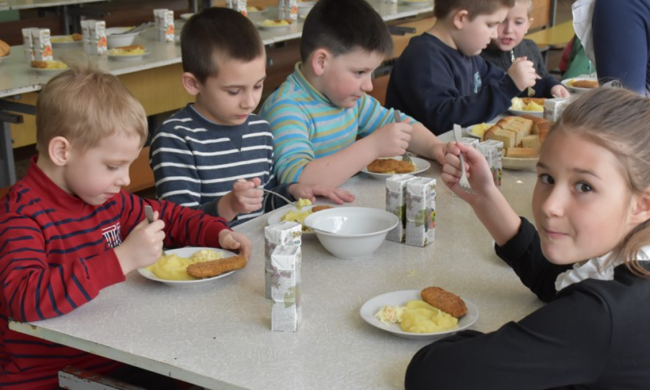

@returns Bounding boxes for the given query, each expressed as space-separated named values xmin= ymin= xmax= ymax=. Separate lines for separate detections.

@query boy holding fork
xmin=385 ymin=0 xmax=539 ymax=134
xmin=0 ymin=62 xmax=251 ymax=389
xmin=150 ymin=8 xmax=353 ymax=227
xmin=480 ymin=0 xmax=570 ymax=99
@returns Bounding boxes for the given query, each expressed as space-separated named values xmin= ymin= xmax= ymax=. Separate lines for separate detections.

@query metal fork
xmin=394 ymin=110 xmax=413 ymax=164
xmin=144 ymin=205 xmax=168 ymax=256
xmin=257 ymin=187 xmax=297 ymax=207
xmin=452 ymin=124 xmax=471 ymax=191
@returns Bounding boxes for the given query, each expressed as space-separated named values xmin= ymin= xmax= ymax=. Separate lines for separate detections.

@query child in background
xmin=407 ymin=88 xmax=650 ymax=389
xmin=481 ymin=0 xmax=570 ymax=98
xmin=260 ymin=0 xmax=448 ymax=187
xmin=150 ymin=8 xmax=354 ymax=227
xmin=0 ymin=64 xmax=251 ymax=390
xmin=385 ymin=0 xmax=538 ymax=135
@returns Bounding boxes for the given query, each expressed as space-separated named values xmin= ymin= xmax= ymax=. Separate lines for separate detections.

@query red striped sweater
xmin=0 ymin=158 xmax=230 ymax=389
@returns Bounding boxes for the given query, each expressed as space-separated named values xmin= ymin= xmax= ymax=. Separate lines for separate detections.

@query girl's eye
xmin=227 ymin=90 xmax=239 ymax=96
xmin=107 ymin=165 xmax=119 ymax=171
xmin=538 ymin=173 xmax=554 ymax=184
xmin=254 ymin=83 xmax=263 ymax=90
xmin=355 ymin=71 xmax=366 ymax=77
xmin=575 ymin=182 xmax=593 ymax=193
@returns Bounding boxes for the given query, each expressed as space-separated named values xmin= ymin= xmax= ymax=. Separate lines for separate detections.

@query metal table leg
xmin=0 ymin=118 xmax=17 ymax=187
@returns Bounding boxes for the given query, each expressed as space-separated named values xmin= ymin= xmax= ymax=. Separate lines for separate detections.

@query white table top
xmin=0 ymin=0 xmax=105 ymax=11
xmin=0 ymin=0 xmax=433 ymax=98
xmin=10 ymin=159 xmax=543 ymax=390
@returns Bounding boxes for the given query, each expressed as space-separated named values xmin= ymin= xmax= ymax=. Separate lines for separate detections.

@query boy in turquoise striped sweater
xmin=259 ymin=0 xmax=449 ymax=187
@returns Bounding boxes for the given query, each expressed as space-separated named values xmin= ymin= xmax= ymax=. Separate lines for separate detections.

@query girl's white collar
xmin=555 ymin=245 xmax=650 ymax=291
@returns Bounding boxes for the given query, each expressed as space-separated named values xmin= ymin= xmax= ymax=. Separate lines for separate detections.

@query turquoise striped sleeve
xmin=261 ymin=97 xmax=315 ymax=183
xmin=357 ymin=94 xmax=395 ymax=137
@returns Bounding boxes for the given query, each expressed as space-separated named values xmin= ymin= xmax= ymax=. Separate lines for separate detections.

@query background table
xmin=10 ymin=157 xmax=544 ymax=390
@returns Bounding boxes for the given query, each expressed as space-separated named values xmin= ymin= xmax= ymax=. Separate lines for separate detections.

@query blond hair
xmin=36 ymin=60 xmax=147 ymax=154
xmin=515 ymin=0 xmax=533 ymax=15
xmin=551 ymin=88 xmax=650 ymax=276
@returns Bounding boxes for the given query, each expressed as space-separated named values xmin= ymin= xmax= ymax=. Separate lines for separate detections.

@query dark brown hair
xmin=300 ymin=0 xmax=393 ymax=62
xmin=434 ymin=0 xmax=515 ymax=20
xmin=181 ymin=7 xmax=265 ymax=83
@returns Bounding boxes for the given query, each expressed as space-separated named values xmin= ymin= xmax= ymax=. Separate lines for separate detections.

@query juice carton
xmin=32 ymin=29 xmax=53 ymax=61
xmin=405 ymin=177 xmax=436 ymax=247
xmin=22 ymin=28 xmax=38 ymax=63
xmin=88 ymin=20 xmax=106 ymax=55
xmin=270 ymin=245 xmax=302 ymax=332
xmin=477 ymin=140 xmax=503 ymax=187
xmin=385 ymin=174 xmax=416 ymax=243
xmin=264 ymin=221 xmax=302 ymax=299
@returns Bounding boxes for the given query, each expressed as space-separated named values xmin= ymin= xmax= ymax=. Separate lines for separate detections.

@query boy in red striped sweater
xmin=0 ymin=63 xmax=251 ymax=389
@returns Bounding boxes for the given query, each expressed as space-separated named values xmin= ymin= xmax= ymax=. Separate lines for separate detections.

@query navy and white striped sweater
xmin=150 ymin=105 xmax=293 ymax=226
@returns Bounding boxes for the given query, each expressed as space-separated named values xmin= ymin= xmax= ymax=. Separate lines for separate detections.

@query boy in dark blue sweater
xmin=385 ymin=0 xmax=538 ymax=135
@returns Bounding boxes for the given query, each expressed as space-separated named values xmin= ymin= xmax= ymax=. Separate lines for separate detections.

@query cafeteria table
xmin=9 ymin=154 xmax=544 ymax=390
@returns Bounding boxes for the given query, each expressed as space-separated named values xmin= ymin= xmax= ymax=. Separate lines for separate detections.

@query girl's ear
xmin=310 ymin=48 xmax=329 ymax=76
xmin=452 ymin=10 xmax=469 ymax=30
xmin=181 ymin=72 xmax=202 ymax=96
xmin=48 ymin=136 xmax=71 ymax=167
xmin=631 ymin=188 xmax=650 ymax=225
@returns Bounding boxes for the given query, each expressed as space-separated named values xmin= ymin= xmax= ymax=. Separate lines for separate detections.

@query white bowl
xmin=304 ymin=207 xmax=399 ymax=259
xmin=106 ymin=27 xmax=139 ymax=49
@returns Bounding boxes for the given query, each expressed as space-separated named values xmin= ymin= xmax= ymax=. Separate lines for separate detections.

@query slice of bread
xmin=486 ymin=126 xmax=517 ymax=148
xmin=496 ymin=116 xmax=533 ymax=144
xmin=521 ymin=114 xmax=551 ymax=143
xmin=521 ymin=135 xmax=541 ymax=150
xmin=507 ymin=147 xmax=538 ymax=158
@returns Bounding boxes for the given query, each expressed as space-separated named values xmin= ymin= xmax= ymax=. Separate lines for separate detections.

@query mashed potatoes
xmin=147 ymin=249 xmax=222 ymax=280
xmin=262 ymin=19 xmax=290 ymax=26
xmin=375 ymin=299 xmax=458 ymax=333
xmin=469 ymin=123 xmax=490 ymax=138
xmin=281 ymin=198 xmax=313 ymax=232
xmin=511 ymin=97 xmax=543 ymax=112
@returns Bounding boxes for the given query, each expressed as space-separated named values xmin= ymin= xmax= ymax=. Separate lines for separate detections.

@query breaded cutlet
xmin=186 ymin=255 xmax=247 ymax=278
xmin=367 ymin=158 xmax=415 ymax=173
xmin=312 ymin=205 xmax=333 ymax=213
xmin=421 ymin=286 xmax=467 ymax=318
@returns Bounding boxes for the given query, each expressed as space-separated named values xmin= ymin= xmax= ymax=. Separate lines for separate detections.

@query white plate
xmin=561 ymin=77 xmax=598 ymax=93
xmin=503 ymin=156 xmax=538 ymax=170
xmin=246 ymin=6 xmax=265 ymax=14
xmin=137 ymin=247 xmax=238 ymax=286
xmin=0 ymin=53 xmax=10 ymax=65
xmin=257 ymin=21 xmax=293 ymax=30
xmin=361 ymin=156 xmax=431 ymax=180
xmin=180 ymin=13 xmax=194 ymax=20
xmin=464 ymin=122 xmax=496 ymax=139
xmin=360 ymin=290 xmax=479 ymax=341
xmin=266 ymin=204 xmax=323 ymax=238
xmin=50 ymin=35 xmax=82 ymax=48
xmin=108 ymin=51 xmax=150 ymax=61
xmin=32 ymin=66 xmax=68 ymax=75
xmin=508 ymin=108 xmax=544 ymax=118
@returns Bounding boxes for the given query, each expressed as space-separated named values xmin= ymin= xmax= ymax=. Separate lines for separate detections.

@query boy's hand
xmin=228 ymin=177 xmax=264 ymax=214
xmin=442 ymin=142 xmax=495 ymax=204
xmin=219 ymin=230 xmax=252 ymax=259
xmin=507 ymin=57 xmax=538 ymax=92
xmin=288 ymin=183 xmax=356 ymax=205
xmin=368 ymin=122 xmax=413 ymax=158
xmin=114 ymin=211 xmax=166 ymax=275
xmin=551 ymin=84 xmax=571 ymax=98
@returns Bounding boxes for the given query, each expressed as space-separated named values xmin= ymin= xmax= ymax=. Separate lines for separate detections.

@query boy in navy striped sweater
xmin=0 ymin=63 xmax=251 ymax=389
xmin=150 ymin=8 xmax=354 ymax=226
